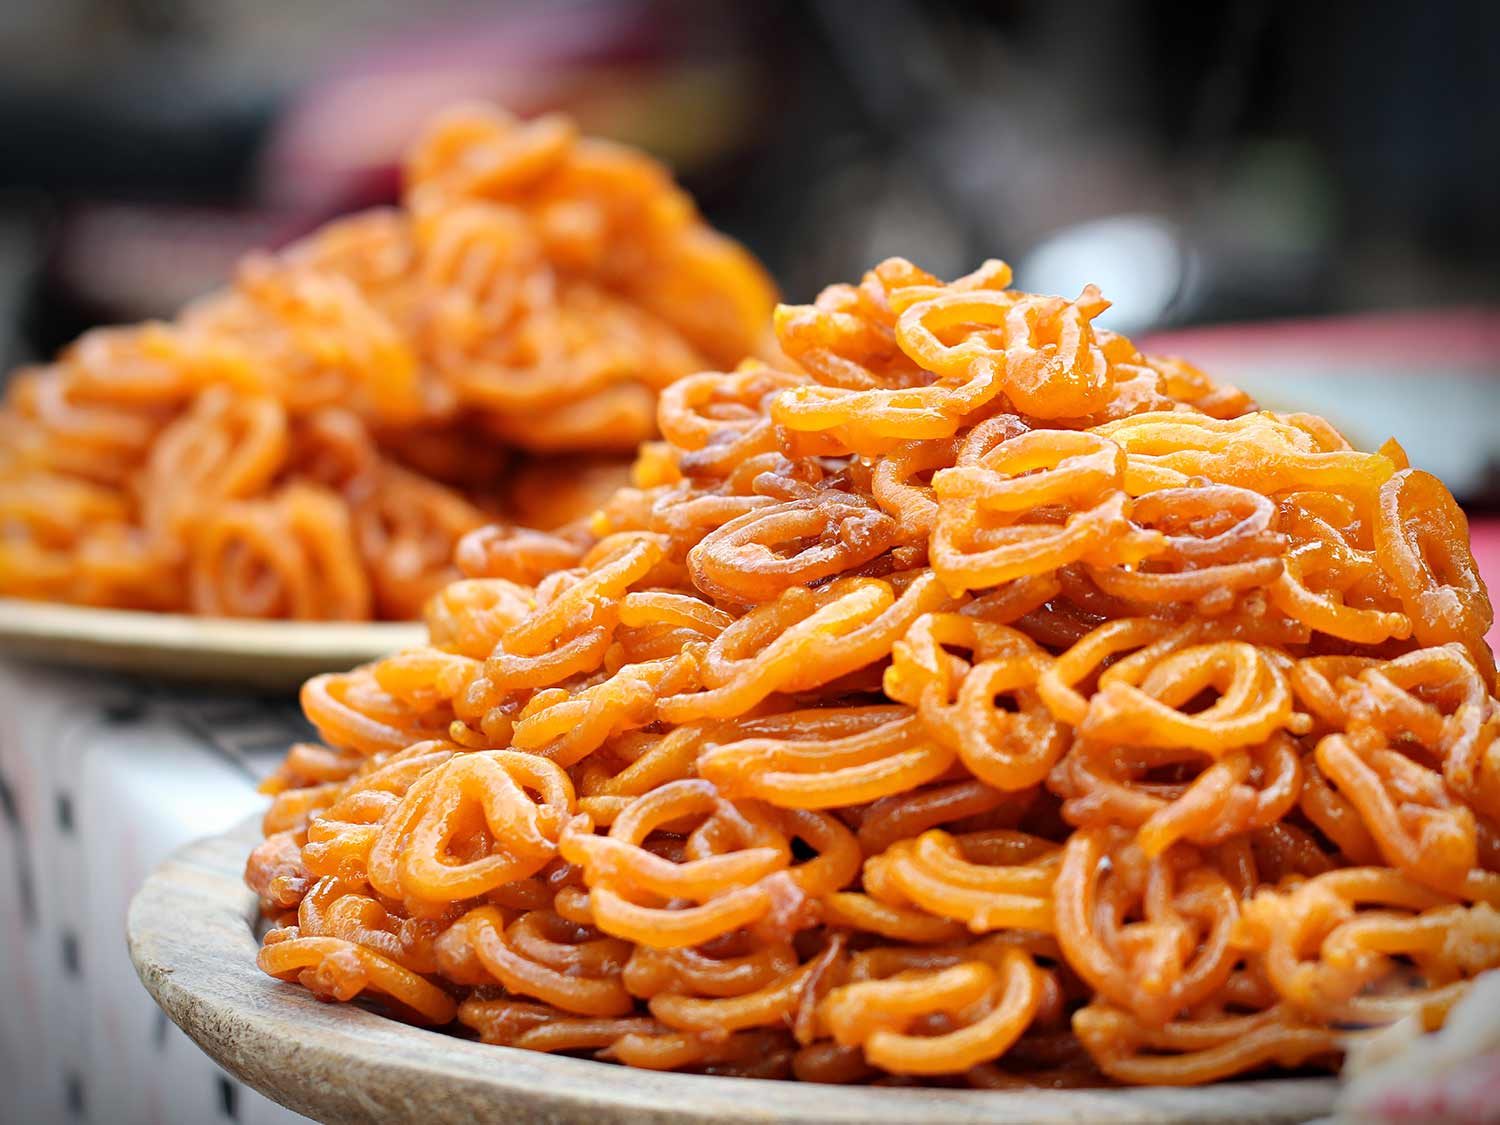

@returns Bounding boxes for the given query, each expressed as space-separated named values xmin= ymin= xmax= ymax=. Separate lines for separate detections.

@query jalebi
xmin=0 ymin=103 xmax=774 ymax=617
xmin=247 ymin=255 xmax=1499 ymax=1087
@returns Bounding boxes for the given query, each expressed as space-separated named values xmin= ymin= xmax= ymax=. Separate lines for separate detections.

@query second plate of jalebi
xmin=0 ymin=102 xmax=775 ymax=687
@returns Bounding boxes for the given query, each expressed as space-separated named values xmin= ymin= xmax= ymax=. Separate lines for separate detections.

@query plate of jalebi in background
xmin=129 ymin=255 xmax=1499 ymax=1122
xmin=0 ymin=102 xmax=776 ymax=682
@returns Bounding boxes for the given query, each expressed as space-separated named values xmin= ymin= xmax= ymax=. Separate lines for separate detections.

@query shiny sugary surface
xmin=0 ymin=104 xmax=775 ymax=618
xmin=248 ymin=256 xmax=1499 ymax=1086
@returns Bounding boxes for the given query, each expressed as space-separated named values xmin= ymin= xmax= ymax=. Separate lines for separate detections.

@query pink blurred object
xmin=1358 ymin=1053 xmax=1500 ymax=1124
xmin=1336 ymin=968 xmax=1500 ymax=1124
xmin=1142 ymin=307 xmax=1500 ymax=369
xmin=1143 ymin=309 xmax=1500 ymax=505
xmin=261 ymin=1 xmax=765 ymax=216
xmin=1471 ymin=521 xmax=1500 ymax=656
xmin=45 ymin=2 xmax=768 ymax=327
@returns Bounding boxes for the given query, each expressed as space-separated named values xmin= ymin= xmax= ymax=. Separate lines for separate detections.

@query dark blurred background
xmin=1 ymin=0 xmax=1496 ymax=490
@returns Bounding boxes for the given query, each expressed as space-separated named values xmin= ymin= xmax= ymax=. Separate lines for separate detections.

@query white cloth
xmin=0 ymin=658 xmax=310 ymax=1125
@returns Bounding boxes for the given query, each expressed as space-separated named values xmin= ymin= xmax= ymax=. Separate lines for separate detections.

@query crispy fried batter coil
xmin=0 ymin=103 xmax=774 ymax=617
xmin=249 ymin=254 xmax=1498 ymax=1088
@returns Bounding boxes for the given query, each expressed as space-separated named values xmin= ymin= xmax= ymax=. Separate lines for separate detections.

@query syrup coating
xmin=0 ymin=103 xmax=774 ymax=617
xmin=249 ymin=256 xmax=1499 ymax=1085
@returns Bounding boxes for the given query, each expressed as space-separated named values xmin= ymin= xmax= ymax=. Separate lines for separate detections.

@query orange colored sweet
xmin=247 ymin=256 xmax=1499 ymax=1085
xmin=0 ymin=104 xmax=775 ymax=618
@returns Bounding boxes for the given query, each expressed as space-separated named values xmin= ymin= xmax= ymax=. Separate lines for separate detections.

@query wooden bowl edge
xmin=125 ymin=818 xmax=1340 ymax=1125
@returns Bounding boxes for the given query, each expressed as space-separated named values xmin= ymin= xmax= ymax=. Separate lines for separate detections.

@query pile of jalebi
xmin=0 ymin=104 xmax=774 ymax=618
xmin=247 ymin=256 xmax=1500 ymax=1086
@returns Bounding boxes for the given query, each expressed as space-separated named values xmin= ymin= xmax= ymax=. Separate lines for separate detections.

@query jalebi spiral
xmin=0 ymin=103 xmax=775 ymax=618
xmin=248 ymin=256 xmax=1499 ymax=1086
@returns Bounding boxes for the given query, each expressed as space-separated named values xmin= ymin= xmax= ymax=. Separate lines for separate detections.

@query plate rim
xmin=127 ymin=818 xmax=1341 ymax=1125
xmin=0 ymin=597 xmax=426 ymax=687
xmin=0 ymin=596 xmax=426 ymax=655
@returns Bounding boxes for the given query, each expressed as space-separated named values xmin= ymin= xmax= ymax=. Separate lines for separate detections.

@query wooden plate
xmin=128 ymin=819 xmax=1339 ymax=1125
xmin=0 ymin=598 xmax=424 ymax=690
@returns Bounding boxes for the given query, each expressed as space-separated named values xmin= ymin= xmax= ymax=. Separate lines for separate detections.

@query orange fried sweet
xmin=0 ymin=102 xmax=774 ymax=618
xmin=246 ymin=256 xmax=1499 ymax=1087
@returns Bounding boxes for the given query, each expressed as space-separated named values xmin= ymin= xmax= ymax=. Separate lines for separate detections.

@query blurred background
xmin=0 ymin=0 xmax=1497 ymax=510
